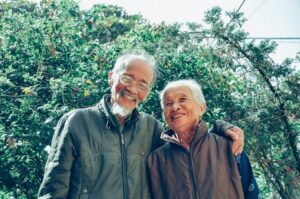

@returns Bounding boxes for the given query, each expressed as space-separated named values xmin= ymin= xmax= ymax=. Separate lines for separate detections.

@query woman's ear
xmin=198 ymin=103 xmax=206 ymax=117
xmin=108 ymin=71 xmax=113 ymax=86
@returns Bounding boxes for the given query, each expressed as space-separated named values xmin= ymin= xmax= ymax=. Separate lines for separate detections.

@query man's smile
xmin=122 ymin=90 xmax=137 ymax=103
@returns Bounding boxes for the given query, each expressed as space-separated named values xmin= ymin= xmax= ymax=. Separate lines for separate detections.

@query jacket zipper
xmin=120 ymin=132 xmax=129 ymax=199
xmin=187 ymin=150 xmax=198 ymax=199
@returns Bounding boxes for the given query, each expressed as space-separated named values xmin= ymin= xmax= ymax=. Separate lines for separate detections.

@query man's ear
xmin=108 ymin=71 xmax=113 ymax=86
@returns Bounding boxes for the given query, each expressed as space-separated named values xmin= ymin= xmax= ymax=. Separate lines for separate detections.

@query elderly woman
xmin=147 ymin=80 xmax=259 ymax=199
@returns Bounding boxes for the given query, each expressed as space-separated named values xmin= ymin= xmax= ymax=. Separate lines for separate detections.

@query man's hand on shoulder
xmin=225 ymin=127 xmax=244 ymax=156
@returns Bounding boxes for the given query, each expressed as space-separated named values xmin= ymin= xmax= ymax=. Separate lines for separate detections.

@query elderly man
xmin=38 ymin=54 xmax=244 ymax=199
xmin=147 ymin=79 xmax=259 ymax=199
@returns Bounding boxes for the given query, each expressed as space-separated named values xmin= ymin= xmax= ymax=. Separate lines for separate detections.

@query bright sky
xmin=77 ymin=0 xmax=300 ymax=64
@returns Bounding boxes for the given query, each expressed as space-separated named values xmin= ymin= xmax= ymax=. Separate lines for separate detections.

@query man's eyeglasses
xmin=119 ymin=74 xmax=150 ymax=92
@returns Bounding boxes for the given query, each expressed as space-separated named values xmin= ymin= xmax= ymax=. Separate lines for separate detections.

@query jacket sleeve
xmin=210 ymin=119 xmax=235 ymax=137
xmin=150 ymin=120 xmax=165 ymax=152
xmin=236 ymin=152 xmax=260 ymax=199
xmin=147 ymin=152 xmax=165 ymax=199
xmin=38 ymin=112 xmax=77 ymax=199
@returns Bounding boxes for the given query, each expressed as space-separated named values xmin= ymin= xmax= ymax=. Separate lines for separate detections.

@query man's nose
xmin=126 ymin=82 xmax=139 ymax=94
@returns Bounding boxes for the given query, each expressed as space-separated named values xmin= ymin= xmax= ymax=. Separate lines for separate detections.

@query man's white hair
xmin=112 ymin=53 xmax=157 ymax=85
xmin=160 ymin=79 xmax=206 ymax=108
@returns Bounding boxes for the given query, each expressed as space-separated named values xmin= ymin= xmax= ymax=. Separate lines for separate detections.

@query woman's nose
xmin=172 ymin=103 xmax=180 ymax=110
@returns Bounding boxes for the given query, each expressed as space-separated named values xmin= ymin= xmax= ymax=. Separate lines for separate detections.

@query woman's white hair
xmin=160 ymin=79 xmax=206 ymax=108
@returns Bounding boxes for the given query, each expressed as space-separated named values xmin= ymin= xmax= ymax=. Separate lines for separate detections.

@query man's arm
xmin=236 ymin=152 xmax=260 ymax=199
xmin=150 ymin=119 xmax=165 ymax=152
xmin=38 ymin=113 xmax=75 ymax=199
xmin=211 ymin=120 xmax=244 ymax=155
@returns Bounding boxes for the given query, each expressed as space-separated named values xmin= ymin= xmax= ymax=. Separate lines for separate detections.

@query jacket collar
xmin=99 ymin=94 xmax=140 ymax=131
xmin=161 ymin=120 xmax=208 ymax=149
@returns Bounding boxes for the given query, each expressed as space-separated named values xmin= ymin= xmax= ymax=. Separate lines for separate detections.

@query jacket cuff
xmin=212 ymin=119 xmax=235 ymax=136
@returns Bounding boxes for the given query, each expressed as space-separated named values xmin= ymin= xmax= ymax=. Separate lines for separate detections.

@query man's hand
xmin=225 ymin=127 xmax=244 ymax=156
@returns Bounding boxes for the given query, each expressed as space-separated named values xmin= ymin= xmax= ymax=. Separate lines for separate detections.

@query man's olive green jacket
xmin=38 ymin=95 xmax=164 ymax=199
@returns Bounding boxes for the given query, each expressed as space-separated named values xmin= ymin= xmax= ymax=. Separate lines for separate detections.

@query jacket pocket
xmin=81 ymin=149 xmax=103 ymax=185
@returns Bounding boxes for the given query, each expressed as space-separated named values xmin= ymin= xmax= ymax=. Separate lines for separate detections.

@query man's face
xmin=109 ymin=60 xmax=153 ymax=112
xmin=163 ymin=86 xmax=205 ymax=134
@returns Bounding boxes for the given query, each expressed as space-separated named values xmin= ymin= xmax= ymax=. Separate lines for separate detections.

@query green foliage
xmin=202 ymin=6 xmax=300 ymax=199
xmin=0 ymin=0 xmax=143 ymax=198
xmin=0 ymin=0 xmax=299 ymax=198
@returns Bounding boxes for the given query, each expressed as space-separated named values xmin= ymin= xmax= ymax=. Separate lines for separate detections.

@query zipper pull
xmin=121 ymin=133 xmax=125 ymax=145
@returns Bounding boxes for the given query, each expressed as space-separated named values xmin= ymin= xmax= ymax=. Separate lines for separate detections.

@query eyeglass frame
xmin=118 ymin=73 xmax=152 ymax=92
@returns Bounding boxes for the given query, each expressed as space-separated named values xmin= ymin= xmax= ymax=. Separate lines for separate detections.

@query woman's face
xmin=163 ymin=86 xmax=205 ymax=134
